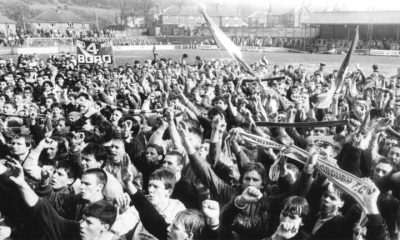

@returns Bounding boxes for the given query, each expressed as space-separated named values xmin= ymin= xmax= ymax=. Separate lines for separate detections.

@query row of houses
xmin=0 ymin=5 xmax=399 ymax=46
xmin=0 ymin=4 xmax=315 ymax=37
xmin=159 ymin=5 xmax=312 ymax=29
xmin=0 ymin=8 xmax=90 ymax=37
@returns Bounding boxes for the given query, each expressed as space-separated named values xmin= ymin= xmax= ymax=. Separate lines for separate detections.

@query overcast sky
xmin=205 ymin=0 xmax=400 ymax=11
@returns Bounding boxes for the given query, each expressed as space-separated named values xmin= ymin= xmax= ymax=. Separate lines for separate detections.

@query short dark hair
xmin=83 ymin=200 xmax=117 ymax=226
xmin=149 ymin=168 xmax=176 ymax=190
xmin=377 ymin=158 xmax=392 ymax=165
xmin=324 ymin=184 xmax=346 ymax=201
xmin=50 ymin=136 xmax=69 ymax=156
xmin=51 ymin=102 xmax=62 ymax=110
xmin=57 ymin=159 xmax=83 ymax=180
xmin=12 ymin=134 xmax=34 ymax=148
xmin=242 ymin=162 xmax=267 ymax=187
xmin=146 ymin=143 xmax=164 ymax=156
xmin=281 ymin=196 xmax=310 ymax=219
xmin=77 ymin=92 xmax=91 ymax=101
xmin=83 ymin=168 xmax=107 ymax=187
xmin=4 ymin=101 xmax=16 ymax=109
xmin=212 ymin=95 xmax=227 ymax=106
xmin=0 ymin=93 xmax=9 ymax=102
xmin=165 ymin=150 xmax=185 ymax=166
xmin=81 ymin=143 xmax=108 ymax=167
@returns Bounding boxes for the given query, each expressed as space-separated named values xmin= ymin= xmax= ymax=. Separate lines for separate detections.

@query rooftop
xmin=303 ymin=11 xmax=400 ymax=25
xmin=31 ymin=8 xmax=88 ymax=23
xmin=0 ymin=15 xmax=16 ymax=24
xmin=163 ymin=5 xmax=241 ymax=17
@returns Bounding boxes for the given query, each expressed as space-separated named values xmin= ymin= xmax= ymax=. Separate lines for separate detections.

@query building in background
xmin=160 ymin=4 xmax=247 ymax=35
xmin=30 ymin=7 xmax=91 ymax=37
xmin=0 ymin=15 xmax=16 ymax=37
xmin=248 ymin=5 xmax=311 ymax=28
xmin=303 ymin=11 xmax=400 ymax=51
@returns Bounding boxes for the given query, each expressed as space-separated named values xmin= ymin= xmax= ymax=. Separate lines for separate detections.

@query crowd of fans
xmin=315 ymin=39 xmax=400 ymax=52
xmin=0 ymin=51 xmax=397 ymax=240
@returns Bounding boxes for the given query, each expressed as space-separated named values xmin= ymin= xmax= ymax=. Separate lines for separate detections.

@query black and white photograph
xmin=0 ymin=0 xmax=399 ymax=239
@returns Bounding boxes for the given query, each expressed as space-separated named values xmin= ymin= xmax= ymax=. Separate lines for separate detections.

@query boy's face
xmin=214 ymin=100 xmax=227 ymax=111
xmin=46 ymin=141 xmax=59 ymax=160
xmin=387 ymin=146 xmax=400 ymax=166
xmin=50 ymin=167 xmax=72 ymax=190
xmin=169 ymin=221 xmax=190 ymax=240
xmin=147 ymin=179 xmax=171 ymax=208
xmin=80 ymin=215 xmax=109 ymax=240
xmin=162 ymin=154 xmax=182 ymax=174
xmin=10 ymin=137 xmax=30 ymax=156
xmin=56 ymin=120 xmax=66 ymax=132
xmin=277 ymin=210 xmax=303 ymax=239
xmin=77 ymin=96 xmax=91 ymax=114
xmin=320 ymin=190 xmax=343 ymax=216
xmin=52 ymin=107 xmax=62 ymax=117
xmin=3 ymin=103 xmax=15 ymax=114
xmin=0 ymin=81 xmax=7 ymax=89
xmin=81 ymin=154 xmax=102 ymax=171
xmin=15 ymin=95 xmax=23 ymax=103
xmin=145 ymin=147 xmax=161 ymax=163
xmin=373 ymin=162 xmax=393 ymax=180
xmin=110 ymin=140 xmax=124 ymax=163
xmin=80 ymin=174 xmax=103 ymax=202
xmin=242 ymin=170 xmax=263 ymax=190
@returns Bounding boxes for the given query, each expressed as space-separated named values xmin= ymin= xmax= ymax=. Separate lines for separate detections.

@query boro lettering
xmin=316 ymin=163 xmax=352 ymax=184
xmin=351 ymin=182 xmax=373 ymax=195
xmin=77 ymin=54 xmax=112 ymax=64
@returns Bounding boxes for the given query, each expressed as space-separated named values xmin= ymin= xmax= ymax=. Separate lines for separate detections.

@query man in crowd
xmin=0 ymin=51 xmax=396 ymax=240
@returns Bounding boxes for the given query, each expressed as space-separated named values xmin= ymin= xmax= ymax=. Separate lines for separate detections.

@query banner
xmin=281 ymin=145 xmax=374 ymax=215
xmin=76 ymin=39 xmax=113 ymax=65
xmin=255 ymin=120 xmax=348 ymax=128
xmin=197 ymin=45 xmax=219 ymax=50
xmin=96 ymin=101 xmax=165 ymax=115
xmin=230 ymin=130 xmax=374 ymax=219
xmin=238 ymin=131 xmax=284 ymax=150
xmin=369 ymin=49 xmax=400 ymax=56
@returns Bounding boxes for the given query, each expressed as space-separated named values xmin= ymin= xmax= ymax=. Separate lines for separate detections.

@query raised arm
xmin=7 ymin=159 xmax=38 ymax=207
xmin=123 ymin=173 xmax=169 ymax=240
xmin=165 ymin=108 xmax=183 ymax=150
xmin=177 ymin=120 xmax=234 ymax=204
xmin=177 ymin=86 xmax=202 ymax=117
xmin=209 ymin=115 xmax=225 ymax=167
xmin=147 ymin=119 xmax=168 ymax=146
xmin=23 ymin=138 xmax=54 ymax=180
xmin=364 ymin=182 xmax=390 ymax=240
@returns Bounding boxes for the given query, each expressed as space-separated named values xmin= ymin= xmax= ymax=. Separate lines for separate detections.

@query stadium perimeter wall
xmin=0 ymin=45 xmax=398 ymax=56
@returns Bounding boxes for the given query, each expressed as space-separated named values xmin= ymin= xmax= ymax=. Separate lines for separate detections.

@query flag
xmin=76 ymin=39 xmax=114 ymax=65
xmin=198 ymin=5 xmax=254 ymax=75
xmin=316 ymin=26 xmax=359 ymax=109
xmin=198 ymin=4 xmax=294 ymax=108
xmin=152 ymin=42 xmax=156 ymax=56
xmin=109 ymin=39 xmax=116 ymax=68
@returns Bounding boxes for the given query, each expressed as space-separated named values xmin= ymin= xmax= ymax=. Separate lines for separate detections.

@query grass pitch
xmin=115 ymin=49 xmax=399 ymax=77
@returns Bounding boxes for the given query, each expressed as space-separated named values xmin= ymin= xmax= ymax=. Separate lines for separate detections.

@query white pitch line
xmin=115 ymin=55 xmax=144 ymax=58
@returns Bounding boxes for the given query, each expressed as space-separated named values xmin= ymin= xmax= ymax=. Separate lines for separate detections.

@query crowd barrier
xmin=369 ymin=49 xmax=400 ymax=56
xmin=197 ymin=45 xmax=291 ymax=53
xmin=0 ymin=44 xmax=398 ymax=56
xmin=112 ymin=45 xmax=175 ymax=51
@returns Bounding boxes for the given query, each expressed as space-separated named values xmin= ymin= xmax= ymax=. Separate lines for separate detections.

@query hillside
xmin=0 ymin=0 xmax=267 ymax=31
xmin=0 ymin=0 xmax=120 ymax=29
